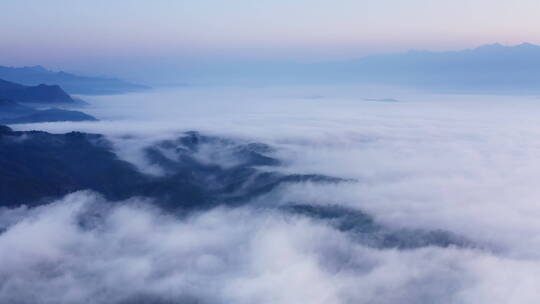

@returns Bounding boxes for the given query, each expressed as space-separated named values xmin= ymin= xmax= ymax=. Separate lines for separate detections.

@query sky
xmin=1 ymin=0 xmax=540 ymax=81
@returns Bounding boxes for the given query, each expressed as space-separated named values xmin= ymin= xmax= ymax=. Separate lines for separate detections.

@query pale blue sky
xmin=1 ymin=0 xmax=539 ymax=79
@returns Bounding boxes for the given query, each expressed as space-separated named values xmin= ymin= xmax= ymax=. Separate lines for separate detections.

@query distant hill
xmin=0 ymin=99 xmax=97 ymax=124
xmin=0 ymin=66 xmax=150 ymax=95
xmin=191 ymin=43 xmax=540 ymax=93
xmin=332 ymin=42 xmax=540 ymax=92
xmin=0 ymin=78 xmax=74 ymax=103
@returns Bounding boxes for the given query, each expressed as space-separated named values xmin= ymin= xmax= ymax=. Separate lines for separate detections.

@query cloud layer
xmin=3 ymin=191 xmax=540 ymax=304
xmin=7 ymin=85 xmax=540 ymax=302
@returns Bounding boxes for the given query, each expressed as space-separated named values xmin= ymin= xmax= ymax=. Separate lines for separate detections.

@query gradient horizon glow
xmin=2 ymin=0 xmax=540 ymax=80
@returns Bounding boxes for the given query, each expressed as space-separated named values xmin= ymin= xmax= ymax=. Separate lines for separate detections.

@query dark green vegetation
xmin=0 ymin=126 xmax=469 ymax=250
xmin=0 ymin=127 xmax=338 ymax=209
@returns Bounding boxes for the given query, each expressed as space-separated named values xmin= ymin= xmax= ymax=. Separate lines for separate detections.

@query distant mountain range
xmin=4 ymin=43 xmax=539 ymax=93
xmin=0 ymin=65 xmax=150 ymax=95
xmin=193 ymin=43 xmax=540 ymax=93
xmin=0 ymin=78 xmax=74 ymax=104
xmin=332 ymin=42 xmax=540 ymax=92
xmin=0 ymin=78 xmax=97 ymax=124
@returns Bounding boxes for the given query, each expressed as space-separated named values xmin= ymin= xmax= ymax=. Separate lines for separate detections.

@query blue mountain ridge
xmin=0 ymin=65 xmax=150 ymax=95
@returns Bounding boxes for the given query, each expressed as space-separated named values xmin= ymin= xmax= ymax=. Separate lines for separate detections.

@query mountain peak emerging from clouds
xmin=402 ymin=42 xmax=540 ymax=55
xmin=299 ymin=42 xmax=540 ymax=93
xmin=0 ymin=78 xmax=74 ymax=104
xmin=344 ymin=42 xmax=540 ymax=93
xmin=470 ymin=42 xmax=539 ymax=52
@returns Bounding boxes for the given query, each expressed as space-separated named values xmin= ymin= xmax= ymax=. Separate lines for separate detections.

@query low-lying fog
xmin=5 ymin=85 xmax=540 ymax=303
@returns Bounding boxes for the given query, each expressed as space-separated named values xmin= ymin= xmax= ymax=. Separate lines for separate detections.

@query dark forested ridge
xmin=0 ymin=127 xmax=336 ymax=209
xmin=0 ymin=99 xmax=97 ymax=124
xmin=0 ymin=78 xmax=74 ymax=104
xmin=0 ymin=125 xmax=467 ymax=250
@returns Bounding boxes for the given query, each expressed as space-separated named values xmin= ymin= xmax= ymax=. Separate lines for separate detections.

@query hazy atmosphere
xmin=2 ymin=0 xmax=540 ymax=83
xmin=2 ymin=1 xmax=540 ymax=303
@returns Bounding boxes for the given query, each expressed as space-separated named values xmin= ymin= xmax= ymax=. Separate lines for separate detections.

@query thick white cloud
xmin=2 ymin=191 xmax=540 ymax=304
xmin=8 ymin=85 xmax=540 ymax=302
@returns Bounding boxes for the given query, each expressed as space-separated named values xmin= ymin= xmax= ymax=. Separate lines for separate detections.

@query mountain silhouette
xmin=0 ymin=66 xmax=150 ymax=95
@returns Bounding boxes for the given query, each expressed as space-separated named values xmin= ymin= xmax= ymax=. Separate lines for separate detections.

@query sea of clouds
xmin=4 ymin=85 xmax=540 ymax=303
